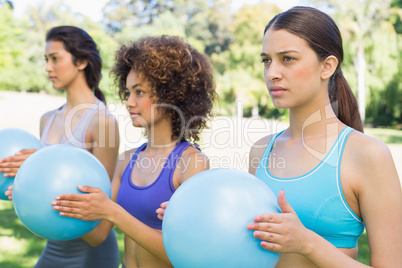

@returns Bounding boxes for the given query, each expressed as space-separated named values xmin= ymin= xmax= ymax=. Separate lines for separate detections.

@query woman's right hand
xmin=0 ymin=149 xmax=38 ymax=177
xmin=156 ymin=201 xmax=168 ymax=220
xmin=5 ymin=185 xmax=13 ymax=200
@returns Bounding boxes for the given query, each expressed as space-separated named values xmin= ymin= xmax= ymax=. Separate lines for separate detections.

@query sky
xmin=12 ymin=0 xmax=309 ymax=22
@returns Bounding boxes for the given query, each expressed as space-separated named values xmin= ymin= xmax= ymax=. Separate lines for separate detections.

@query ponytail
xmin=94 ymin=86 xmax=106 ymax=104
xmin=329 ymin=68 xmax=363 ymax=132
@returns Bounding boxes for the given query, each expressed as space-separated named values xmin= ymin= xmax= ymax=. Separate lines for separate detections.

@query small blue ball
xmin=162 ymin=168 xmax=281 ymax=268
xmin=0 ymin=128 xmax=43 ymax=200
xmin=13 ymin=144 xmax=111 ymax=240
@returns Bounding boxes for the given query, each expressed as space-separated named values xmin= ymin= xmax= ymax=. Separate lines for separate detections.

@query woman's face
xmin=125 ymin=69 xmax=165 ymax=129
xmin=261 ymin=28 xmax=326 ymax=110
xmin=45 ymin=40 xmax=82 ymax=90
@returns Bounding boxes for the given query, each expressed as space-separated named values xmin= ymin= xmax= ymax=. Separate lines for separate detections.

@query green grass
xmin=0 ymin=201 xmax=125 ymax=267
xmin=0 ymin=200 xmax=370 ymax=267
xmin=364 ymin=127 xmax=402 ymax=144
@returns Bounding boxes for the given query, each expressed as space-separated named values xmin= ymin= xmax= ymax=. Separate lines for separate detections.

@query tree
xmin=313 ymin=0 xmax=396 ymax=123
xmin=211 ymin=3 xmax=281 ymax=116
xmin=0 ymin=1 xmax=118 ymax=99
xmin=0 ymin=4 xmax=30 ymax=91
xmin=0 ymin=0 xmax=13 ymax=9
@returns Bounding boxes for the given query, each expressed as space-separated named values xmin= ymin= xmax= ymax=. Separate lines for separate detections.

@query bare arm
xmin=81 ymin=111 xmax=120 ymax=246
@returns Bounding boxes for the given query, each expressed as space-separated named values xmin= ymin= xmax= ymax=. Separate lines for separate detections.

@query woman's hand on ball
xmin=0 ymin=149 xmax=37 ymax=177
xmin=52 ymin=185 xmax=112 ymax=221
xmin=247 ymin=190 xmax=312 ymax=255
xmin=5 ymin=185 xmax=13 ymax=200
xmin=156 ymin=201 xmax=168 ymax=220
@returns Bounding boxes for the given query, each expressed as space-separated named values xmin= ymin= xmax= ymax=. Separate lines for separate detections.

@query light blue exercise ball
xmin=162 ymin=168 xmax=281 ymax=268
xmin=13 ymin=144 xmax=111 ymax=240
xmin=0 ymin=128 xmax=43 ymax=200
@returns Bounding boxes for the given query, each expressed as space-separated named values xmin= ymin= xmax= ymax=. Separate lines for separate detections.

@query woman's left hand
xmin=51 ymin=185 xmax=112 ymax=222
xmin=247 ymin=189 xmax=312 ymax=255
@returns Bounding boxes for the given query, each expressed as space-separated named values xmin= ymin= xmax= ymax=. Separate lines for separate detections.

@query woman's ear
xmin=77 ymin=59 xmax=88 ymax=71
xmin=321 ymin=55 xmax=338 ymax=80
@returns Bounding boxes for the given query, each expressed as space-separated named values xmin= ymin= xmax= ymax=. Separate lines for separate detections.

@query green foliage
xmin=1 ymin=0 xmax=402 ymax=125
xmin=313 ymin=0 xmax=401 ymax=126
xmin=211 ymin=3 xmax=281 ymax=118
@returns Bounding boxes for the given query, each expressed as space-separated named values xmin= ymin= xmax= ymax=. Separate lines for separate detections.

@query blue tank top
xmin=255 ymin=126 xmax=364 ymax=248
xmin=117 ymin=141 xmax=192 ymax=230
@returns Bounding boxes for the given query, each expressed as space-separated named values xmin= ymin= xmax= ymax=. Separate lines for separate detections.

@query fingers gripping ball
xmin=0 ymin=128 xmax=43 ymax=200
xmin=162 ymin=168 xmax=281 ymax=268
xmin=13 ymin=144 xmax=111 ymax=240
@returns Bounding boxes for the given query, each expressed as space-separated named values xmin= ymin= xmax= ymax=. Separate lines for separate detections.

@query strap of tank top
xmin=71 ymin=101 xmax=106 ymax=144
xmin=167 ymin=140 xmax=194 ymax=168
xmin=324 ymin=126 xmax=353 ymax=167
xmin=130 ymin=143 xmax=148 ymax=163
xmin=258 ymin=130 xmax=285 ymax=169
xmin=40 ymin=105 xmax=64 ymax=145
xmin=163 ymin=141 xmax=193 ymax=191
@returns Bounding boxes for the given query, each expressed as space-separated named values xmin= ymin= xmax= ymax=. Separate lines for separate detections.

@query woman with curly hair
xmin=51 ymin=35 xmax=216 ymax=267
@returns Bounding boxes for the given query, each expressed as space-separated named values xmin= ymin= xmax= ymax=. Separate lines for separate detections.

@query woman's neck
xmin=146 ymin=121 xmax=177 ymax=151
xmin=63 ymin=72 xmax=97 ymax=110
xmin=64 ymin=87 xmax=97 ymax=112
xmin=287 ymin=102 xmax=341 ymax=139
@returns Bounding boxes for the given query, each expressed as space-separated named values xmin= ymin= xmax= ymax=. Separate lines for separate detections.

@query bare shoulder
xmin=182 ymin=145 xmax=208 ymax=162
xmin=345 ymin=130 xmax=394 ymax=164
xmin=176 ymin=144 xmax=209 ymax=185
xmin=40 ymin=110 xmax=53 ymax=125
xmin=343 ymin=130 xmax=399 ymax=189
xmin=249 ymin=134 xmax=274 ymax=175
xmin=39 ymin=110 xmax=54 ymax=135
xmin=179 ymin=145 xmax=209 ymax=171
xmin=90 ymin=108 xmax=119 ymax=129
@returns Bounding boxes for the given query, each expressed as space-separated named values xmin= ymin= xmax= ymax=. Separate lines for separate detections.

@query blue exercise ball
xmin=162 ymin=168 xmax=281 ymax=268
xmin=13 ymin=144 xmax=111 ymax=240
xmin=0 ymin=128 xmax=43 ymax=200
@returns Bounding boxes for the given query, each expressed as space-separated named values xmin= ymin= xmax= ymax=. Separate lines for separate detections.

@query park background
xmin=0 ymin=0 xmax=402 ymax=266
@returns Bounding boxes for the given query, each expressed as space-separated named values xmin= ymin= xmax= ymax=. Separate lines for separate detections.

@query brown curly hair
xmin=112 ymin=35 xmax=216 ymax=143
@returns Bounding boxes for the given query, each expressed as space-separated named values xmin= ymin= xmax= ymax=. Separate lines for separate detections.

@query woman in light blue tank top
xmin=247 ymin=7 xmax=402 ymax=267
xmin=1 ymin=26 xmax=120 ymax=267
xmin=50 ymin=36 xmax=217 ymax=267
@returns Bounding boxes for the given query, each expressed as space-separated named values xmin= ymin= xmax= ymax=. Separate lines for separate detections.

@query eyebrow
xmin=124 ymin=84 xmax=141 ymax=91
xmin=260 ymin=50 xmax=300 ymax=57
xmin=44 ymin=52 xmax=60 ymax=57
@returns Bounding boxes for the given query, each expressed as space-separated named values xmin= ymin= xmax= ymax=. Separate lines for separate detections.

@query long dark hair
xmin=46 ymin=26 xmax=106 ymax=104
xmin=264 ymin=6 xmax=363 ymax=132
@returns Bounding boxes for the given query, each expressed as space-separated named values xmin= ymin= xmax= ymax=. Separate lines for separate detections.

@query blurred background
xmin=1 ymin=0 xmax=401 ymax=127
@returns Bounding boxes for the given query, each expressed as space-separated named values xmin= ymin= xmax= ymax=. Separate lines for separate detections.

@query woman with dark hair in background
xmin=1 ymin=26 xmax=120 ymax=267
xmin=248 ymin=6 xmax=402 ymax=267
xmin=50 ymin=35 xmax=216 ymax=267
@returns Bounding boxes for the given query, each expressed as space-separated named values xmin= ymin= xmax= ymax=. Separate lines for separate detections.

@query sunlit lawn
xmin=364 ymin=127 xmax=402 ymax=144
xmin=0 ymin=200 xmax=125 ymax=267
xmin=0 ymin=199 xmax=370 ymax=267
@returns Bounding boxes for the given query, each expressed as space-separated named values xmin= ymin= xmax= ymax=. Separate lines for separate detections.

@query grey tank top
xmin=40 ymin=101 xmax=106 ymax=149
